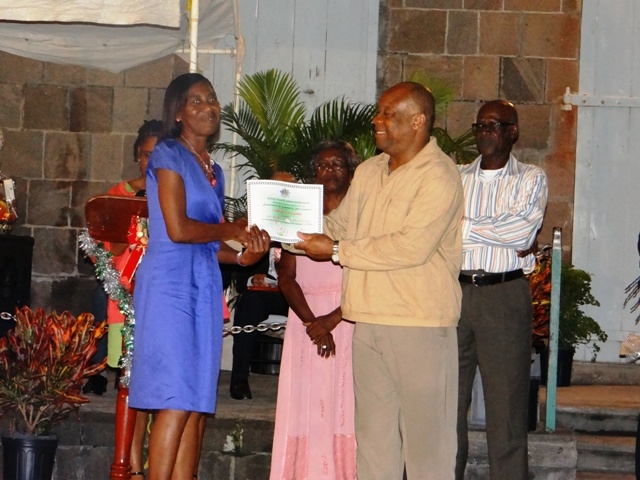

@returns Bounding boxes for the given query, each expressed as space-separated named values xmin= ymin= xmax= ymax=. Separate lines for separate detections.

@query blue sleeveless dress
xmin=129 ymin=139 xmax=224 ymax=413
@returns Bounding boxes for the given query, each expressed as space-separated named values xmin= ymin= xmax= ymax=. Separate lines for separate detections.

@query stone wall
xmin=0 ymin=1 xmax=583 ymax=311
xmin=0 ymin=51 xmax=188 ymax=314
xmin=377 ymin=0 xmax=581 ymax=254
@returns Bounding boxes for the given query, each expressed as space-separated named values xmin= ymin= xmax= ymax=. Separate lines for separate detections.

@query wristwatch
xmin=331 ymin=240 xmax=340 ymax=265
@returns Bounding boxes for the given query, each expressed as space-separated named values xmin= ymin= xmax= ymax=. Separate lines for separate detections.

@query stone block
xmin=44 ymin=62 xmax=88 ymax=85
xmin=0 ymin=130 xmax=43 ymax=179
xmin=125 ymin=55 xmax=177 ymax=89
xmin=522 ymin=13 xmax=580 ymax=59
xmin=30 ymin=278 xmax=54 ymax=311
xmin=24 ymin=85 xmax=69 ymax=131
xmin=148 ymin=88 xmax=165 ymax=120
xmin=87 ymin=67 xmax=125 ymax=87
xmin=479 ymin=12 xmax=521 ymax=56
xmin=546 ymin=59 xmax=578 ymax=103
xmin=233 ymin=452 xmax=273 ymax=480
xmin=31 ymin=227 xmax=76 ymax=276
xmin=27 ymin=180 xmax=72 ymax=227
xmin=447 ymin=11 xmax=478 ymax=55
xmin=90 ymin=134 xmax=125 ymax=182
xmin=0 ymin=51 xmax=43 ymax=84
xmin=445 ymin=100 xmax=481 ymax=139
xmin=378 ymin=54 xmax=404 ymax=91
xmin=70 ymin=180 xmax=113 ymax=228
xmin=462 ymin=56 xmax=499 ymax=101
xmin=543 ymin=151 xmax=575 ymax=200
xmin=465 ymin=0 xmax=501 ymax=9
xmin=112 ymin=87 xmax=149 ymax=133
xmin=505 ymin=0 xmax=561 ymax=12
xmin=500 ymin=57 xmax=545 ymax=103
xmin=0 ymin=84 xmax=23 ymax=128
xmin=51 ymin=276 xmax=98 ymax=315
xmin=513 ymin=104 xmax=551 ymax=150
xmin=44 ymin=132 xmax=91 ymax=180
xmin=404 ymin=55 xmax=463 ymax=99
xmin=70 ymin=86 xmax=113 ymax=133
xmin=563 ymin=0 xmax=581 ymax=13
xmin=405 ymin=0 xmax=462 ymax=7
xmin=54 ymin=445 xmax=113 ymax=480
xmin=198 ymin=451 xmax=234 ymax=479
xmin=388 ymin=10 xmax=447 ymax=54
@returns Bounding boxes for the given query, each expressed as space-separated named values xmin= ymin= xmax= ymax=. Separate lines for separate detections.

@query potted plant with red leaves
xmin=0 ymin=306 xmax=107 ymax=480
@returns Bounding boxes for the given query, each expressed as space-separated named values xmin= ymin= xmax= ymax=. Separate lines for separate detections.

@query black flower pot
xmin=539 ymin=345 xmax=575 ymax=387
xmin=1 ymin=435 xmax=58 ymax=480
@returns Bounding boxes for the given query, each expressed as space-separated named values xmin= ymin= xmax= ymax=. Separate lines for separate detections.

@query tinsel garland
xmin=79 ymin=229 xmax=134 ymax=387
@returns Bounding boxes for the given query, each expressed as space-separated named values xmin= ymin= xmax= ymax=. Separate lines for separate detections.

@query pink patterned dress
xmin=270 ymin=255 xmax=356 ymax=480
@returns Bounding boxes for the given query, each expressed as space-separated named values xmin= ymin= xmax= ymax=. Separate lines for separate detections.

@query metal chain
xmin=223 ymin=322 xmax=286 ymax=335
xmin=1 ymin=311 xmax=284 ymax=336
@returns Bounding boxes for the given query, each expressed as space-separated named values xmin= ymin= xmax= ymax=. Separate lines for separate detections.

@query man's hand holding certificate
xmin=246 ymin=179 xmax=323 ymax=243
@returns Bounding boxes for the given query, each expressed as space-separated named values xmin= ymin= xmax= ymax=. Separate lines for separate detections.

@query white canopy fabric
xmin=0 ymin=1 xmax=180 ymax=27
xmin=0 ymin=0 xmax=236 ymax=73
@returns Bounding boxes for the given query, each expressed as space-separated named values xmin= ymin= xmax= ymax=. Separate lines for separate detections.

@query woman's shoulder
xmin=149 ymin=139 xmax=186 ymax=171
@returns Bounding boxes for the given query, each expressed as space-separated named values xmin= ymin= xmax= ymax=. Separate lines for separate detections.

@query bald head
xmin=393 ymin=82 xmax=436 ymax=133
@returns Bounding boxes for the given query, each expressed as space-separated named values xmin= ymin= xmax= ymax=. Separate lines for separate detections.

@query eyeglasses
xmin=471 ymin=121 xmax=515 ymax=133
xmin=316 ymin=161 xmax=347 ymax=172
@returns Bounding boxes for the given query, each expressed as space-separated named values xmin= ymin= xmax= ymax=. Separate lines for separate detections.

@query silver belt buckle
xmin=471 ymin=273 xmax=482 ymax=286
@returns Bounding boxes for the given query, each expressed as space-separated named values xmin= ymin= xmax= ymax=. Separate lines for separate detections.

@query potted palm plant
xmin=0 ymin=306 xmax=107 ymax=480
xmin=214 ymin=68 xmax=377 ymax=182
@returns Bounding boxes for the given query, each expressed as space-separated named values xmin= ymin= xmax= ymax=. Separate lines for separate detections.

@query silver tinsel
xmin=79 ymin=229 xmax=134 ymax=387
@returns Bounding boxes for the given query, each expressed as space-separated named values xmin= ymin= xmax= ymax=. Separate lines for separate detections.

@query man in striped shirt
xmin=455 ymin=100 xmax=548 ymax=480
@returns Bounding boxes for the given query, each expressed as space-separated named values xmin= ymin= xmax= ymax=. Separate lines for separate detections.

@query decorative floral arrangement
xmin=0 ymin=307 xmax=107 ymax=436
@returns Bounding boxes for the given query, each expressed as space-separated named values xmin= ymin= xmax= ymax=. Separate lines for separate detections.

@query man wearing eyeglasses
xmin=455 ymin=100 xmax=548 ymax=480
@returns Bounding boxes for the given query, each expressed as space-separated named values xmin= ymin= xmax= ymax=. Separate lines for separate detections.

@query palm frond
xmin=432 ymin=128 xmax=477 ymax=165
xmin=408 ymin=69 xmax=456 ymax=116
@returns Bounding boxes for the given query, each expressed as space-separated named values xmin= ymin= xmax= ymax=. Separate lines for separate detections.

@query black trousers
xmin=230 ymin=289 xmax=288 ymax=384
xmin=456 ymin=277 xmax=533 ymax=480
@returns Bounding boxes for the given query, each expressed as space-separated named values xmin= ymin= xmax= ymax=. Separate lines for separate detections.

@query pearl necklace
xmin=180 ymin=135 xmax=217 ymax=187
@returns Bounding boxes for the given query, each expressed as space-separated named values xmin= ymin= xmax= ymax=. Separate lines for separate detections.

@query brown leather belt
xmin=458 ymin=269 xmax=524 ymax=287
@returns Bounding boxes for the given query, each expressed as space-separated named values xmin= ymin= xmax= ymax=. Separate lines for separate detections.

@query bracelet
xmin=236 ymin=250 xmax=246 ymax=266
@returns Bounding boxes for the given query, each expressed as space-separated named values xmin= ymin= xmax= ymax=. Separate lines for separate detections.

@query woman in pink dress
xmin=270 ymin=140 xmax=361 ymax=480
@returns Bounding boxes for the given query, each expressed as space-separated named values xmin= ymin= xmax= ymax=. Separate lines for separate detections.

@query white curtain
xmin=0 ymin=0 xmax=236 ymax=72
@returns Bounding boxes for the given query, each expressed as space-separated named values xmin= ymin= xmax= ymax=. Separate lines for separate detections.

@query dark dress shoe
xmin=230 ymin=379 xmax=252 ymax=400
xmin=83 ymin=374 xmax=108 ymax=395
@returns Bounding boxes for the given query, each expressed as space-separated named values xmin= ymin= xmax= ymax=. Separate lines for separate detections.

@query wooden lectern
xmin=85 ymin=195 xmax=148 ymax=480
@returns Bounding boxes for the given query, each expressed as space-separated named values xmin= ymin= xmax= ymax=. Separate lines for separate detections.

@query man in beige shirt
xmin=295 ymin=82 xmax=464 ymax=479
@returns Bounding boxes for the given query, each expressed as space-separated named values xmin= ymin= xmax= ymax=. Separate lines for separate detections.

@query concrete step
xmin=576 ymin=434 xmax=636 ymax=475
xmin=576 ymin=473 xmax=636 ymax=480
xmin=462 ymin=430 xmax=577 ymax=480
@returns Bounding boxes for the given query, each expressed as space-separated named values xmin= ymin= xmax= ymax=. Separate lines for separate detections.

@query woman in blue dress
xmin=129 ymin=73 xmax=270 ymax=480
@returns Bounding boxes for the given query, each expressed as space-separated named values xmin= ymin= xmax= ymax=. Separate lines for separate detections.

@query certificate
xmin=246 ymin=179 xmax=323 ymax=243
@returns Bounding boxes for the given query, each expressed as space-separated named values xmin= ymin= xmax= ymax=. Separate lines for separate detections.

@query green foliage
xmin=214 ymin=69 xmax=376 ymax=182
xmin=408 ymin=69 xmax=478 ymax=164
xmin=558 ymin=264 xmax=607 ymax=358
xmin=431 ymin=127 xmax=477 ymax=165
xmin=0 ymin=307 xmax=107 ymax=435
xmin=215 ymin=69 xmax=307 ymax=180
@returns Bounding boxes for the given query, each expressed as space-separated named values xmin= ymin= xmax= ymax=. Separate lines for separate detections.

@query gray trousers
xmin=353 ymin=323 xmax=458 ymax=480
xmin=455 ymin=277 xmax=532 ymax=480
